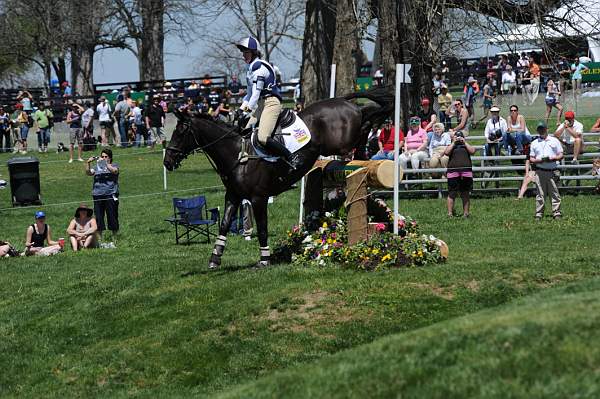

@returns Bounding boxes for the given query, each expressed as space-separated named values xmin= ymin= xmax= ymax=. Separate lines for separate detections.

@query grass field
xmin=1 ymin=143 xmax=599 ymax=397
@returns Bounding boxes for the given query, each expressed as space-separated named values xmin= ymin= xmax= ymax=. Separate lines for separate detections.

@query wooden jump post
xmin=303 ymin=160 xmax=395 ymax=245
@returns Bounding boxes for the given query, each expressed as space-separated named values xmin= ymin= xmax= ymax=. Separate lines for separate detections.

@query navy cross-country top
xmin=242 ymin=58 xmax=282 ymax=111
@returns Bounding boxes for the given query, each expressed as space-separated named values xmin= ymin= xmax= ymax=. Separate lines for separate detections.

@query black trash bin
xmin=7 ymin=157 xmax=42 ymax=206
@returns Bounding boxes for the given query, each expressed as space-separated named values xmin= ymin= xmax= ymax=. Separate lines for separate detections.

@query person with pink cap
xmin=554 ymin=110 xmax=583 ymax=164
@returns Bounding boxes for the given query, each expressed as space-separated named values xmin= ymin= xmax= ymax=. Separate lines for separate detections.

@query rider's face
xmin=242 ymin=50 xmax=253 ymax=64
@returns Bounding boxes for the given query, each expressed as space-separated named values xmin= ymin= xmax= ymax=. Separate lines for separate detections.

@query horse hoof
xmin=208 ymin=261 xmax=220 ymax=270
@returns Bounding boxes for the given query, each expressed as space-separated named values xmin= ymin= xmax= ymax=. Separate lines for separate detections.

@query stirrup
xmin=238 ymin=151 xmax=249 ymax=164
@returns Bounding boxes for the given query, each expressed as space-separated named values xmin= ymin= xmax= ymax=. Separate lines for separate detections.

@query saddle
xmin=246 ymin=109 xmax=297 ymax=155
xmin=238 ymin=109 xmax=310 ymax=164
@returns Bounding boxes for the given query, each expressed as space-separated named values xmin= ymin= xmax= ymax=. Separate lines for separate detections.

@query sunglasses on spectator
xmin=510 ymin=109 xmax=518 ymax=112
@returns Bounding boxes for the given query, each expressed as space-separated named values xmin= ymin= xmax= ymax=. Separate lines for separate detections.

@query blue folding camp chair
xmin=165 ymin=196 xmax=220 ymax=244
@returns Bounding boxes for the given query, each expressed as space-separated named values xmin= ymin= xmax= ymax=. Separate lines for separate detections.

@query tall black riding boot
xmin=264 ymin=137 xmax=301 ymax=170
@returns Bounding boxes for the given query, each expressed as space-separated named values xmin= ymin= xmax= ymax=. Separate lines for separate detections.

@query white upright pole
xmin=330 ymin=64 xmax=337 ymax=98
xmin=393 ymin=64 xmax=402 ymax=235
xmin=163 ymin=149 xmax=167 ymax=191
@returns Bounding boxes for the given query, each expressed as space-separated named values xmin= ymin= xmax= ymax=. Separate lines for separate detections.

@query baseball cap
xmin=490 ymin=106 xmax=500 ymax=112
xmin=565 ymin=111 xmax=575 ymax=119
xmin=421 ymin=98 xmax=430 ymax=106
xmin=409 ymin=116 xmax=421 ymax=125
xmin=536 ymin=121 xmax=547 ymax=130
xmin=35 ymin=211 xmax=46 ymax=219
xmin=468 ymin=76 xmax=476 ymax=83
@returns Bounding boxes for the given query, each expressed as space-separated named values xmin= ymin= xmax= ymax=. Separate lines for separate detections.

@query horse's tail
xmin=343 ymin=86 xmax=394 ymax=128
xmin=343 ymin=87 xmax=394 ymax=159
xmin=343 ymin=85 xmax=394 ymax=111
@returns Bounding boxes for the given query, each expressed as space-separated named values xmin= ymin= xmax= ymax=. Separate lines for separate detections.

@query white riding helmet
xmin=236 ymin=36 xmax=262 ymax=54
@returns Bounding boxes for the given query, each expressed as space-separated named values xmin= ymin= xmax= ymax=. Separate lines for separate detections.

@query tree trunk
xmin=52 ymin=56 xmax=67 ymax=85
xmin=331 ymin=0 xmax=361 ymax=96
xmin=376 ymin=0 xmax=439 ymax=129
xmin=300 ymin=0 xmax=337 ymax=105
xmin=71 ymin=45 xmax=95 ymax=96
xmin=139 ymin=0 xmax=165 ymax=82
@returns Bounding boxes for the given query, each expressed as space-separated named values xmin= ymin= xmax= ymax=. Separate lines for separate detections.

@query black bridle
xmin=166 ymin=117 xmax=241 ymax=177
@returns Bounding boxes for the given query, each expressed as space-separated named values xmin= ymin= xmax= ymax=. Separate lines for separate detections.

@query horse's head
xmin=164 ymin=109 xmax=198 ymax=171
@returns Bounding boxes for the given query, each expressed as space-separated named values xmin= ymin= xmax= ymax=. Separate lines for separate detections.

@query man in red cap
xmin=554 ymin=110 xmax=583 ymax=164
xmin=417 ymin=97 xmax=436 ymax=133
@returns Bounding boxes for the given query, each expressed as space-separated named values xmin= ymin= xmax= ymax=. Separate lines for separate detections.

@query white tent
xmin=488 ymin=3 xmax=600 ymax=61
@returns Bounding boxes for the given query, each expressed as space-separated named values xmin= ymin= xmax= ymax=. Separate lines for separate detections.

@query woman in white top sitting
xmin=66 ymin=203 xmax=98 ymax=251
xmin=505 ymin=104 xmax=531 ymax=155
xmin=428 ymin=123 xmax=451 ymax=177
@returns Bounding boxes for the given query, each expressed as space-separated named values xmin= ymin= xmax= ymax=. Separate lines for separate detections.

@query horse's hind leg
xmin=209 ymin=191 xmax=240 ymax=270
xmin=251 ymin=196 xmax=270 ymax=267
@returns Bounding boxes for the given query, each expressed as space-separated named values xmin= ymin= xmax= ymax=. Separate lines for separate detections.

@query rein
xmin=167 ymin=118 xmax=241 ymax=178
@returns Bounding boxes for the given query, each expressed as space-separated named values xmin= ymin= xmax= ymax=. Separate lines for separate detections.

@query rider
xmin=236 ymin=36 xmax=300 ymax=170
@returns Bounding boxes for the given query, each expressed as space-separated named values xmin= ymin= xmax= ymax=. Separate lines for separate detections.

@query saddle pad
xmin=252 ymin=114 xmax=312 ymax=162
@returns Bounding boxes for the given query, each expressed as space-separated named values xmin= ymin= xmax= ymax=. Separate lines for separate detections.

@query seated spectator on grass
xmin=0 ymin=240 xmax=19 ymax=257
xmin=67 ymin=204 xmax=98 ymax=251
xmin=484 ymin=106 xmax=508 ymax=157
xmin=428 ymin=123 xmax=451 ymax=177
xmin=555 ymin=111 xmax=583 ymax=164
xmin=591 ymin=117 xmax=600 ymax=133
xmin=418 ymin=98 xmax=436 ymax=132
xmin=444 ymin=131 xmax=476 ymax=218
xmin=506 ymin=104 xmax=531 ymax=155
xmin=24 ymin=211 xmax=62 ymax=256
xmin=399 ymin=116 xmax=428 ymax=170
xmin=371 ymin=120 xmax=404 ymax=160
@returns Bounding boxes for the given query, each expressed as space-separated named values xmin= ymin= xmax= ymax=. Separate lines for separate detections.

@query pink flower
xmin=375 ymin=223 xmax=386 ymax=232
xmin=398 ymin=220 xmax=405 ymax=228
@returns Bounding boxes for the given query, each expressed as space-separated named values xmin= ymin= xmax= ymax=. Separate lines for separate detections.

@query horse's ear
xmin=173 ymin=108 xmax=186 ymax=121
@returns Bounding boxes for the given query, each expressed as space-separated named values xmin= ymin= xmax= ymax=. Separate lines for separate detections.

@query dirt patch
xmin=465 ymin=280 xmax=480 ymax=293
xmin=407 ymin=283 xmax=455 ymax=300
xmin=262 ymin=290 xmax=363 ymax=335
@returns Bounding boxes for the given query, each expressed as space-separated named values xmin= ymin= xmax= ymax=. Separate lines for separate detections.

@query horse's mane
xmin=190 ymin=112 xmax=240 ymax=142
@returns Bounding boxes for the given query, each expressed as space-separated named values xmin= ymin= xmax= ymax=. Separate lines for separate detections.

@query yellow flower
xmin=327 ymin=238 xmax=332 ymax=244
xmin=382 ymin=254 xmax=391 ymax=262
xmin=372 ymin=248 xmax=380 ymax=255
xmin=322 ymin=222 xmax=328 ymax=229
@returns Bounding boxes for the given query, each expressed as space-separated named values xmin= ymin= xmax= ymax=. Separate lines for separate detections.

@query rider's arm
xmin=246 ymin=64 xmax=271 ymax=111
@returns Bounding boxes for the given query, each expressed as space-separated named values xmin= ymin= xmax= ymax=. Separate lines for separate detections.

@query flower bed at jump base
xmin=272 ymin=208 xmax=448 ymax=271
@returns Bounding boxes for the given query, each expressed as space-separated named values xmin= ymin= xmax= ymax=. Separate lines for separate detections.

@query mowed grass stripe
xmin=1 ymin=146 xmax=599 ymax=397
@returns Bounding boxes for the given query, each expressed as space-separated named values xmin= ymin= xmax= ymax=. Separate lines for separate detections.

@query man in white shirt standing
xmin=530 ymin=121 xmax=563 ymax=220
xmin=554 ymin=110 xmax=583 ymax=164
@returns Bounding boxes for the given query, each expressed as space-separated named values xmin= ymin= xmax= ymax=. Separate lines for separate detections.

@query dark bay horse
xmin=164 ymin=88 xmax=393 ymax=269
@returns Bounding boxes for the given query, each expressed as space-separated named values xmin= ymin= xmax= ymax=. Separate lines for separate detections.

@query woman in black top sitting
xmin=24 ymin=211 xmax=62 ymax=256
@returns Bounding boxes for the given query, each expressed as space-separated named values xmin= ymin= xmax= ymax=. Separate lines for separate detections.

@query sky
xmin=93 ymin=33 xmax=306 ymax=85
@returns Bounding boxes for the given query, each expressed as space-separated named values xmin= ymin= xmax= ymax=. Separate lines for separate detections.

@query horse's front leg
xmin=209 ymin=191 xmax=240 ymax=270
xmin=251 ymin=196 xmax=270 ymax=267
